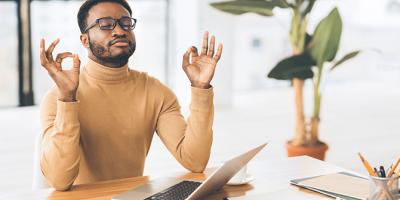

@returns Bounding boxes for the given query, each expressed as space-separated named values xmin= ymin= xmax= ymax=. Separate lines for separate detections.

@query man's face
xmin=84 ymin=2 xmax=136 ymax=66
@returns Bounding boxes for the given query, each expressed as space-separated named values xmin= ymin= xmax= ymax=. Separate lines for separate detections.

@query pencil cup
xmin=369 ymin=175 xmax=400 ymax=200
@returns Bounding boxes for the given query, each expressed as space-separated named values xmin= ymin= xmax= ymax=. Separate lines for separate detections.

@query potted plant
xmin=210 ymin=0 xmax=359 ymax=160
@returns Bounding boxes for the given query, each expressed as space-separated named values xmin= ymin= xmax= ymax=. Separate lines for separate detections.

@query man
xmin=39 ymin=0 xmax=222 ymax=191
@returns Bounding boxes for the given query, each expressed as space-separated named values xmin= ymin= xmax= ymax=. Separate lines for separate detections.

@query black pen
xmin=374 ymin=167 xmax=379 ymax=177
xmin=380 ymin=166 xmax=386 ymax=177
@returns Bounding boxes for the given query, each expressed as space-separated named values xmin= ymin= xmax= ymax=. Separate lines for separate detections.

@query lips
xmin=110 ymin=39 xmax=130 ymax=46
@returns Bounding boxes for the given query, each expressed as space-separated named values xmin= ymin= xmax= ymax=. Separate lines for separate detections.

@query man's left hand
xmin=182 ymin=31 xmax=223 ymax=89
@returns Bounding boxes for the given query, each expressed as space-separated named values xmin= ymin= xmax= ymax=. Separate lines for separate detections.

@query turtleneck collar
xmin=84 ymin=58 xmax=130 ymax=83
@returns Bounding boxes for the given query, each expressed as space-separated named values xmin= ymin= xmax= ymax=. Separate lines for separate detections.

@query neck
xmin=88 ymin=54 xmax=128 ymax=68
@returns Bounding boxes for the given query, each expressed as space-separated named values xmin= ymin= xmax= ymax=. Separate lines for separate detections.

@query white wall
xmin=169 ymin=0 xmax=235 ymax=108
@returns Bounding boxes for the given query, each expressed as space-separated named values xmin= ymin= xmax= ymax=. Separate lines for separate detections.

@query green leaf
xmin=267 ymin=53 xmax=315 ymax=80
xmin=309 ymin=7 xmax=342 ymax=67
xmin=210 ymin=0 xmax=290 ymax=17
xmin=330 ymin=50 xmax=360 ymax=71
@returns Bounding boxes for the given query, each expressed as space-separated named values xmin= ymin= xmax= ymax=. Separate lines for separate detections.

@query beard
xmin=88 ymin=35 xmax=136 ymax=67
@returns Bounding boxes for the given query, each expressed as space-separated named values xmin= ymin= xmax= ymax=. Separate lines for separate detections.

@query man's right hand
xmin=40 ymin=38 xmax=81 ymax=102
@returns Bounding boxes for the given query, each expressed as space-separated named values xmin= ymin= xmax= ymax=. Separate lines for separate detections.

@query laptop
xmin=112 ymin=143 xmax=267 ymax=200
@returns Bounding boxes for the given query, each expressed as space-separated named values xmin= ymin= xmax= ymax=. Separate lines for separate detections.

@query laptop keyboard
xmin=144 ymin=180 xmax=202 ymax=200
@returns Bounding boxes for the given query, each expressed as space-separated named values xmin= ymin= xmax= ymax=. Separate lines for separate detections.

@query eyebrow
xmin=98 ymin=15 xmax=131 ymax=19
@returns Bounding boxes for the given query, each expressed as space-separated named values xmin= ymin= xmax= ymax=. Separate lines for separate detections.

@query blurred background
xmin=0 ymin=0 xmax=399 ymax=193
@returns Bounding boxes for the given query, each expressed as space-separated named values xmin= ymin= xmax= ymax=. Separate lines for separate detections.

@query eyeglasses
xmin=84 ymin=16 xmax=137 ymax=33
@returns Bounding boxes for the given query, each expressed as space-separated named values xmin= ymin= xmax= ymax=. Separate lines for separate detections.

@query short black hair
xmin=77 ymin=0 xmax=132 ymax=33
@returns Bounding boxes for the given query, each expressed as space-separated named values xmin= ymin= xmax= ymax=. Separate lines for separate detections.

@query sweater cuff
xmin=190 ymin=86 xmax=214 ymax=110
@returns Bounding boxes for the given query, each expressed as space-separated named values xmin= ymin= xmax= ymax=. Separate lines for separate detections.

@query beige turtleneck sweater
xmin=40 ymin=59 xmax=214 ymax=191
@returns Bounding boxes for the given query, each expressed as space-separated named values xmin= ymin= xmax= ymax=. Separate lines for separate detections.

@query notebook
xmin=229 ymin=188 xmax=330 ymax=199
xmin=290 ymin=172 xmax=370 ymax=200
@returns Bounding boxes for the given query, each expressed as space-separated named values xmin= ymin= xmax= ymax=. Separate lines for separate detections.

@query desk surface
xmin=1 ymin=156 xmax=351 ymax=200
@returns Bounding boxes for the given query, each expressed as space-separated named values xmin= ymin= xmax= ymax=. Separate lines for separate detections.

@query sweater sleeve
xmin=155 ymin=85 xmax=214 ymax=173
xmin=39 ymin=89 xmax=81 ymax=191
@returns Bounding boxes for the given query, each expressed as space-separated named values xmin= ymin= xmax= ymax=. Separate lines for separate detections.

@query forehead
xmin=87 ymin=2 xmax=130 ymax=22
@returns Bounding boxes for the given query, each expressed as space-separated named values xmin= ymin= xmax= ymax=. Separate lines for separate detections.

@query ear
xmin=80 ymin=34 xmax=90 ymax=48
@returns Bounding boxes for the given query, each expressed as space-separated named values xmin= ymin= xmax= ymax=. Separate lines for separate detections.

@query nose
xmin=112 ymin=22 xmax=127 ymax=37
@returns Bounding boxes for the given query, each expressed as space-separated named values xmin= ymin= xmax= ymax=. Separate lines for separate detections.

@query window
xmin=0 ymin=2 xmax=18 ymax=107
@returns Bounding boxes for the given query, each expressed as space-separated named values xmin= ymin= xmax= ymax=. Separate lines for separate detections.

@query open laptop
xmin=112 ymin=143 xmax=267 ymax=200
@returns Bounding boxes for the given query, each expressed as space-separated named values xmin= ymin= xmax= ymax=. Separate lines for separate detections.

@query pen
xmin=379 ymin=166 xmax=386 ymax=177
xmin=388 ymin=158 xmax=400 ymax=177
xmin=358 ymin=152 xmax=377 ymax=176
xmin=374 ymin=167 xmax=379 ymax=176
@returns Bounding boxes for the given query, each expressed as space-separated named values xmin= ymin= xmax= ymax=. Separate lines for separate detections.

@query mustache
xmin=108 ymin=37 xmax=132 ymax=46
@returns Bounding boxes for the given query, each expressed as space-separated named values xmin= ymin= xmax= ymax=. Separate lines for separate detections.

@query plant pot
xmin=285 ymin=141 xmax=329 ymax=161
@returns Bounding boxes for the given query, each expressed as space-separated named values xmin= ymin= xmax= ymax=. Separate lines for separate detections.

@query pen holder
xmin=369 ymin=175 xmax=400 ymax=200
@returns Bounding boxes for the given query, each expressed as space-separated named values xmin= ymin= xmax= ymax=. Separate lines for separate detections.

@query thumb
xmin=72 ymin=54 xmax=81 ymax=74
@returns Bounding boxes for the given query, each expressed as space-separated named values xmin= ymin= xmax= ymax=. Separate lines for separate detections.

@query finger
xmin=72 ymin=54 xmax=81 ymax=74
xmin=40 ymin=39 xmax=49 ymax=67
xmin=191 ymin=46 xmax=199 ymax=58
xmin=55 ymin=52 xmax=73 ymax=71
xmin=46 ymin=38 xmax=60 ymax=62
xmin=200 ymin=31 xmax=209 ymax=56
xmin=55 ymin=52 xmax=73 ymax=63
xmin=182 ymin=48 xmax=191 ymax=69
xmin=213 ymin=43 xmax=223 ymax=62
xmin=207 ymin=35 xmax=215 ymax=57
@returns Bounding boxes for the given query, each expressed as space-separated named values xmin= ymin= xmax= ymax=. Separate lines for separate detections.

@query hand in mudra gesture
xmin=40 ymin=38 xmax=81 ymax=102
xmin=182 ymin=31 xmax=223 ymax=89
